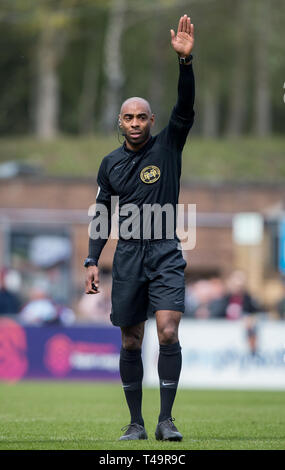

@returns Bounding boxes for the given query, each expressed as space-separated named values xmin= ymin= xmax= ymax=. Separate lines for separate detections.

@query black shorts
xmin=110 ymin=238 xmax=187 ymax=327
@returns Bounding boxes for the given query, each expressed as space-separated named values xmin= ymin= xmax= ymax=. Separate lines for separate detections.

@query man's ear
xmin=150 ymin=113 xmax=155 ymax=127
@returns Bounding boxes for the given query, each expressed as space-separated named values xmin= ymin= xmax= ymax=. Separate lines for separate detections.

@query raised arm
xmin=172 ymin=15 xmax=195 ymax=121
xmin=160 ymin=15 xmax=195 ymax=150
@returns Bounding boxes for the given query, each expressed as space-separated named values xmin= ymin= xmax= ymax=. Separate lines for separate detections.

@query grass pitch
xmin=0 ymin=381 xmax=284 ymax=450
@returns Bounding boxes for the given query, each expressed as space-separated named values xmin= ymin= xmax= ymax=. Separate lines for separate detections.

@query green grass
xmin=0 ymin=135 xmax=284 ymax=182
xmin=0 ymin=382 xmax=284 ymax=450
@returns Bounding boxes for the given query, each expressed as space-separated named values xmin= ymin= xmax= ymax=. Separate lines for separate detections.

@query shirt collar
xmin=123 ymin=135 xmax=153 ymax=156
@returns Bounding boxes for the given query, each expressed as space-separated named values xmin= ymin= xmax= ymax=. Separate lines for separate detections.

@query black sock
xmin=119 ymin=347 xmax=144 ymax=427
xmin=158 ymin=341 xmax=182 ymax=423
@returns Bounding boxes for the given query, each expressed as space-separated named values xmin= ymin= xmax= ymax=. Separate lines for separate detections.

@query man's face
xmin=119 ymin=99 xmax=154 ymax=149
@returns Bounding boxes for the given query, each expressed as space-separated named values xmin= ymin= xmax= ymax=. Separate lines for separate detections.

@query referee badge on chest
xmin=140 ymin=165 xmax=161 ymax=184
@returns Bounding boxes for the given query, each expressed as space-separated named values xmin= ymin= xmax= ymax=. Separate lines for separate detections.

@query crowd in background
xmin=184 ymin=271 xmax=265 ymax=320
xmin=0 ymin=267 xmax=75 ymax=326
xmin=1 ymin=265 xmax=285 ymax=327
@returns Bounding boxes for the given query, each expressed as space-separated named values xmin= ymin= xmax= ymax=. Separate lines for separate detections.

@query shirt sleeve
xmin=88 ymin=158 xmax=114 ymax=264
xmin=159 ymin=62 xmax=195 ymax=151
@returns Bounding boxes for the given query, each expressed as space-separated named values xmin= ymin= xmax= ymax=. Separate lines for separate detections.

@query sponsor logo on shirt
xmin=140 ymin=165 xmax=161 ymax=184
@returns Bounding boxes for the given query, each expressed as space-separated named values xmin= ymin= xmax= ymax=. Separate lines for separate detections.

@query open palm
xmin=171 ymin=14 xmax=194 ymax=58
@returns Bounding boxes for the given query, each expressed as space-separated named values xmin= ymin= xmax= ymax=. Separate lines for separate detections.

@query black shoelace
xmin=121 ymin=423 xmax=142 ymax=433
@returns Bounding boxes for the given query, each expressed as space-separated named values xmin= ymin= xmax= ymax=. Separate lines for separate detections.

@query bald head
xmin=118 ymin=96 xmax=155 ymax=151
xmin=120 ymin=97 xmax=152 ymax=116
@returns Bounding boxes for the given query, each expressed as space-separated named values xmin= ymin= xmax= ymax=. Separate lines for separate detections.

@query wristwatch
xmin=178 ymin=54 xmax=193 ymax=65
xmin=84 ymin=257 xmax=98 ymax=268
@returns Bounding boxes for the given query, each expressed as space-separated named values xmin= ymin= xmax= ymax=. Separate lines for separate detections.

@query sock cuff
xmin=120 ymin=347 xmax=142 ymax=361
xmin=159 ymin=341 xmax=181 ymax=356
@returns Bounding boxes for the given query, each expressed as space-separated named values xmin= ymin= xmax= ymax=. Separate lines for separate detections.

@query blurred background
xmin=0 ymin=0 xmax=285 ymax=388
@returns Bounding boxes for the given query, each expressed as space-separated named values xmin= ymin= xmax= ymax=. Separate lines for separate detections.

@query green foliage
xmin=0 ymin=0 xmax=284 ymax=136
xmin=0 ymin=135 xmax=284 ymax=182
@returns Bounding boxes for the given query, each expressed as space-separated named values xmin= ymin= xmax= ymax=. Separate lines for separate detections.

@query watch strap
xmin=84 ymin=257 xmax=98 ymax=268
xmin=178 ymin=54 xmax=193 ymax=65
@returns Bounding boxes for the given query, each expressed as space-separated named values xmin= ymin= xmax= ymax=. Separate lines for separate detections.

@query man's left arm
xmin=163 ymin=15 xmax=195 ymax=150
xmin=170 ymin=60 xmax=195 ymax=143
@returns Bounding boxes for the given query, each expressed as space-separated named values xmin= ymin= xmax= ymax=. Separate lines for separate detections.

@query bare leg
xmin=156 ymin=310 xmax=182 ymax=345
xmin=121 ymin=321 xmax=145 ymax=349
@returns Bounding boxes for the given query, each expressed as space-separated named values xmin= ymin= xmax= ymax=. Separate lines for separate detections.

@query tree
xmin=100 ymin=0 xmax=127 ymax=132
xmin=0 ymin=0 xmax=90 ymax=139
xmin=77 ymin=34 xmax=99 ymax=134
xmin=252 ymin=0 xmax=272 ymax=136
xmin=225 ymin=0 xmax=249 ymax=136
xmin=32 ymin=13 xmax=68 ymax=139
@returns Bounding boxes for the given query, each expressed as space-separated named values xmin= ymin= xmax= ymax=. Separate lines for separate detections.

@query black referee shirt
xmin=88 ymin=62 xmax=195 ymax=263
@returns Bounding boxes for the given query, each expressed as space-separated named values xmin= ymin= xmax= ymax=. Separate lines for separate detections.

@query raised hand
xmin=170 ymin=14 xmax=194 ymax=58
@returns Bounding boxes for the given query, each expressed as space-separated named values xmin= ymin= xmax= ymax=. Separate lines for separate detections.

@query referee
xmin=84 ymin=14 xmax=195 ymax=441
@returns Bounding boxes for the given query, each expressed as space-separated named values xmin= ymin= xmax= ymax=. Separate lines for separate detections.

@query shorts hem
xmin=110 ymin=313 xmax=148 ymax=328
xmin=151 ymin=304 xmax=185 ymax=314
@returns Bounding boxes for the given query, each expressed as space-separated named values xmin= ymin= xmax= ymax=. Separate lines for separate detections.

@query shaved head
xmin=118 ymin=96 xmax=155 ymax=151
xmin=120 ymin=97 xmax=152 ymax=116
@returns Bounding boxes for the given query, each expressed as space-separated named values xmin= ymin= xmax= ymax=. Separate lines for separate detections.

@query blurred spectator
xmin=185 ymin=280 xmax=212 ymax=318
xmin=185 ymin=277 xmax=226 ymax=319
xmin=276 ymin=282 xmax=285 ymax=319
xmin=185 ymin=271 xmax=261 ymax=355
xmin=18 ymin=280 xmax=75 ymax=326
xmin=244 ymin=314 xmax=258 ymax=356
xmin=56 ymin=304 xmax=76 ymax=326
xmin=214 ymin=270 xmax=262 ymax=320
xmin=0 ymin=267 xmax=22 ymax=315
xmin=213 ymin=270 xmax=261 ymax=356
xmin=77 ymin=273 xmax=112 ymax=324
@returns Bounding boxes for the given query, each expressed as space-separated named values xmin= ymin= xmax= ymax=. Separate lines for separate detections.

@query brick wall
xmin=1 ymin=177 xmax=285 ymax=297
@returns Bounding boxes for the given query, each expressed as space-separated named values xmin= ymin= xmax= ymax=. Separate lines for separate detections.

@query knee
xmin=122 ymin=336 xmax=141 ymax=350
xmin=121 ymin=329 xmax=144 ymax=350
xmin=158 ymin=326 xmax=178 ymax=345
